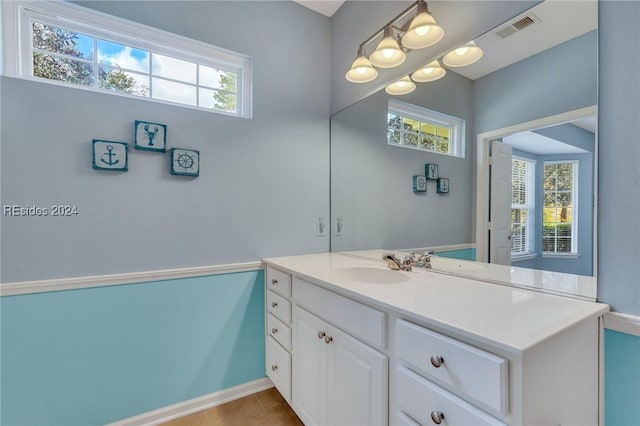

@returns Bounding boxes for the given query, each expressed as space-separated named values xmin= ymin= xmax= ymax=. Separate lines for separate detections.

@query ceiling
xmin=293 ymin=0 xmax=345 ymax=17
xmin=503 ymin=128 xmax=590 ymax=155
xmin=446 ymin=0 xmax=597 ymax=80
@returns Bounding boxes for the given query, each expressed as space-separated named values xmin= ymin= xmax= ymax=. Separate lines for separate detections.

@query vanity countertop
xmin=263 ymin=252 xmax=609 ymax=354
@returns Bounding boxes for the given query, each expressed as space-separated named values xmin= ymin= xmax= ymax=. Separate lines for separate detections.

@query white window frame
xmin=388 ymin=99 xmax=466 ymax=158
xmin=511 ymin=156 xmax=536 ymax=259
xmin=542 ymin=160 xmax=579 ymax=256
xmin=1 ymin=0 xmax=253 ymax=118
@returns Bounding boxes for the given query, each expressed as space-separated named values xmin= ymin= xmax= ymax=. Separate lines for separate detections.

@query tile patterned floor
xmin=161 ymin=388 xmax=303 ymax=426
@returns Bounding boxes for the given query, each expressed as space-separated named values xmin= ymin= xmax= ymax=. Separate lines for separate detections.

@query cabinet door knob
xmin=430 ymin=355 xmax=444 ymax=368
xmin=324 ymin=335 xmax=333 ymax=344
xmin=271 ymin=364 xmax=278 ymax=371
xmin=271 ymin=279 xmax=278 ymax=285
xmin=318 ymin=331 xmax=326 ymax=339
xmin=271 ymin=328 xmax=278 ymax=334
xmin=271 ymin=302 xmax=278 ymax=308
xmin=430 ymin=411 xmax=445 ymax=424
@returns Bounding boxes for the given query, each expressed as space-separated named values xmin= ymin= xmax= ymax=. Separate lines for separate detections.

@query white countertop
xmin=339 ymin=249 xmax=597 ymax=301
xmin=263 ymin=252 xmax=609 ymax=353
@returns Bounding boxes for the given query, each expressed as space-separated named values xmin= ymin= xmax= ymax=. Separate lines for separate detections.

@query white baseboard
xmin=604 ymin=312 xmax=640 ymax=337
xmin=108 ymin=377 xmax=273 ymax=426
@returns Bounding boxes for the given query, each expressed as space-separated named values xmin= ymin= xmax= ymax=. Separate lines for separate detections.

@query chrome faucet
xmin=404 ymin=251 xmax=433 ymax=269
xmin=382 ymin=253 xmax=408 ymax=271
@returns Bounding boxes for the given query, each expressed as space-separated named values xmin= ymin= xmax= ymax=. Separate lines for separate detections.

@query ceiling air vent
xmin=512 ymin=16 xmax=535 ymax=30
xmin=495 ymin=14 xmax=539 ymax=39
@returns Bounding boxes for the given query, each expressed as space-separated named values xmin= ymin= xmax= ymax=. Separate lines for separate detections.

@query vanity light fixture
xmin=401 ymin=1 xmax=444 ymax=50
xmin=369 ymin=25 xmax=406 ymax=69
xmin=345 ymin=0 xmax=444 ymax=83
xmin=385 ymin=76 xmax=416 ymax=96
xmin=411 ymin=59 xmax=446 ymax=82
xmin=345 ymin=46 xmax=379 ymax=83
xmin=442 ymin=40 xmax=484 ymax=67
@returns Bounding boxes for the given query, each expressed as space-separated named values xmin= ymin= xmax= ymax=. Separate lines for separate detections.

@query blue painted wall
xmin=605 ymin=330 xmax=640 ymax=426
xmin=436 ymin=248 xmax=476 ymax=261
xmin=0 ymin=271 xmax=265 ymax=425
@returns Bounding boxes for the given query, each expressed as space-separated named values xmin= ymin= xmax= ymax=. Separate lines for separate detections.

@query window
xmin=543 ymin=161 xmax=578 ymax=254
xmin=387 ymin=100 xmax=465 ymax=158
xmin=2 ymin=1 xmax=252 ymax=118
xmin=511 ymin=157 xmax=535 ymax=257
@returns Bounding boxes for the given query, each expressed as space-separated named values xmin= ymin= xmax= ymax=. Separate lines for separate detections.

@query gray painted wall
xmin=331 ymin=71 xmax=473 ymax=251
xmin=474 ymin=30 xmax=598 ymax=134
xmin=0 ymin=1 xmax=331 ymax=282
xmin=330 ymin=1 xmax=537 ymax=114
xmin=598 ymin=1 xmax=640 ymax=315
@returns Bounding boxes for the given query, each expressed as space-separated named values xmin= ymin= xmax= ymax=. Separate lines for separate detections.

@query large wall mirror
xmin=330 ymin=1 xmax=597 ymax=291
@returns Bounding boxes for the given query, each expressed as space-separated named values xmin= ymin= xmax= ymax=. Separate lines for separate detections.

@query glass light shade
xmin=385 ymin=76 xmax=416 ymax=96
xmin=442 ymin=41 xmax=483 ymax=67
xmin=411 ymin=60 xmax=446 ymax=82
xmin=345 ymin=54 xmax=378 ymax=83
xmin=401 ymin=10 xmax=444 ymax=50
xmin=369 ymin=28 xmax=406 ymax=68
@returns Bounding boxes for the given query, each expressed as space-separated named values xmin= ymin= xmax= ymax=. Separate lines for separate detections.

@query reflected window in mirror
xmin=543 ymin=161 xmax=579 ymax=255
xmin=387 ymin=100 xmax=465 ymax=158
xmin=511 ymin=157 xmax=536 ymax=258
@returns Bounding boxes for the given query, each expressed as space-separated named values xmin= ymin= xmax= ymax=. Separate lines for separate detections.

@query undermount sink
xmin=430 ymin=257 xmax=484 ymax=271
xmin=333 ymin=266 xmax=411 ymax=284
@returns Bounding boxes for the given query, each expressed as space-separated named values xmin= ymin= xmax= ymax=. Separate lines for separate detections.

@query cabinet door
xmin=327 ymin=323 xmax=388 ymax=426
xmin=292 ymin=306 xmax=328 ymax=426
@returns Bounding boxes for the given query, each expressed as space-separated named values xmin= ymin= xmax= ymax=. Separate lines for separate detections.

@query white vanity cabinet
xmin=265 ymin=266 xmax=293 ymax=402
xmin=263 ymin=254 xmax=608 ymax=426
xmin=292 ymin=305 xmax=387 ymax=426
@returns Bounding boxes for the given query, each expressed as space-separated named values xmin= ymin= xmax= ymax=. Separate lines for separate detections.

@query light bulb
xmin=411 ymin=60 xmax=446 ymax=82
xmin=385 ymin=76 xmax=415 ymax=95
xmin=443 ymin=41 xmax=483 ymax=67
xmin=345 ymin=47 xmax=378 ymax=83
xmin=415 ymin=26 xmax=430 ymax=36
xmin=382 ymin=48 xmax=395 ymax=58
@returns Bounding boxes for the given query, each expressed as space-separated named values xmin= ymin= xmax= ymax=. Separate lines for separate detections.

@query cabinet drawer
xmin=267 ymin=313 xmax=291 ymax=351
xmin=395 ymin=411 xmax=421 ymax=426
xmin=266 ymin=336 xmax=291 ymax=402
xmin=266 ymin=266 xmax=292 ymax=298
xmin=293 ymin=277 xmax=386 ymax=349
xmin=397 ymin=366 xmax=505 ymax=426
xmin=397 ymin=320 xmax=508 ymax=414
xmin=267 ymin=290 xmax=291 ymax=324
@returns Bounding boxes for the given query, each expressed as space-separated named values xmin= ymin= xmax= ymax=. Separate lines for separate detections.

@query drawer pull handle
xmin=430 ymin=355 xmax=444 ymax=368
xmin=324 ymin=335 xmax=333 ymax=344
xmin=271 ymin=364 xmax=278 ymax=372
xmin=318 ymin=331 xmax=326 ymax=339
xmin=271 ymin=328 xmax=278 ymax=334
xmin=271 ymin=279 xmax=278 ymax=285
xmin=271 ymin=302 xmax=278 ymax=308
xmin=430 ymin=411 xmax=445 ymax=424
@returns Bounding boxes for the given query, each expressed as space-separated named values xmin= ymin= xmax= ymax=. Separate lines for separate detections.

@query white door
xmin=489 ymin=140 xmax=513 ymax=265
xmin=327 ymin=323 xmax=388 ymax=426
xmin=292 ymin=306 xmax=327 ymax=426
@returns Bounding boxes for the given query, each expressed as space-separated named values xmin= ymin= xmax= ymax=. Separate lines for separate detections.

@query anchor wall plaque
xmin=92 ymin=140 xmax=128 ymax=172
xmin=134 ymin=120 xmax=167 ymax=152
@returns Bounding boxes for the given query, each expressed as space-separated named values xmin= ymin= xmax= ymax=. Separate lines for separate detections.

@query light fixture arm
xmin=358 ymin=0 xmax=427 ymax=49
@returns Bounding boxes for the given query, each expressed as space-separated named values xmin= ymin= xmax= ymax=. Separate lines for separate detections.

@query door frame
xmin=475 ymin=105 xmax=598 ymax=268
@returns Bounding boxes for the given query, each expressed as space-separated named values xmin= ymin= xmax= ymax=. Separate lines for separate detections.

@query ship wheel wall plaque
xmin=170 ymin=148 xmax=200 ymax=177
